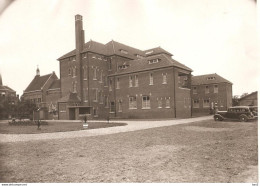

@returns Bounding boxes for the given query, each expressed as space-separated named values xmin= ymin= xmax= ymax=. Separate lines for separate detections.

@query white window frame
xmin=142 ymin=95 xmax=151 ymax=109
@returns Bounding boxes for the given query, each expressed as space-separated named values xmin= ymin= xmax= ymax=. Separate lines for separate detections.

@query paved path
xmin=0 ymin=116 xmax=212 ymax=143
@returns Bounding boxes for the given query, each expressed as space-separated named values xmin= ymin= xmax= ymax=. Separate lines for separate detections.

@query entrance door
xmin=69 ymin=108 xmax=76 ymax=120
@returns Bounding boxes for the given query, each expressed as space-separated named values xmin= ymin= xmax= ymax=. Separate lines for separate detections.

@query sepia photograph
xmin=0 ymin=0 xmax=258 ymax=184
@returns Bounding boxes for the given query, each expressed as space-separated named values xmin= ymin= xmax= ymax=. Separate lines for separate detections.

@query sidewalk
xmin=0 ymin=116 xmax=212 ymax=143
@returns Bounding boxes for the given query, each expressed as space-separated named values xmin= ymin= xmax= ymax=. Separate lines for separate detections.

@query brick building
xmin=191 ymin=73 xmax=232 ymax=115
xmin=239 ymin=91 xmax=258 ymax=106
xmin=0 ymin=73 xmax=19 ymax=105
xmin=56 ymin=14 xmax=192 ymax=120
xmin=22 ymin=68 xmax=61 ymax=119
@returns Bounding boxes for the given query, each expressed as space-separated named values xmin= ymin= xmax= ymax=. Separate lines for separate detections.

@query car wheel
xmin=214 ymin=116 xmax=221 ymax=121
xmin=239 ymin=115 xmax=248 ymax=122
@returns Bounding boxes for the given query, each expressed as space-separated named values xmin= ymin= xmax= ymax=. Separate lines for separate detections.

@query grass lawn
xmin=0 ymin=119 xmax=257 ymax=183
xmin=0 ymin=121 xmax=127 ymax=134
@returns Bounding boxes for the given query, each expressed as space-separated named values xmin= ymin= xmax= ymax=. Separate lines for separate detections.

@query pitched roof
xmin=191 ymin=73 xmax=232 ymax=86
xmin=0 ymin=85 xmax=15 ymax=92
xmin=239 ymin=91 xmax=258 ymax=100
xmin=48 ymin=79 xmax=61 ymax=90
xmin=24 ymin=73 xmax=53 ymax=92
xmin=144 ymin=47 xmax=173 ymax=57
xmin=57 ymin=92 xmax=81 ymax=103
xmin=110 ymin=54 xmax=192 ymax=76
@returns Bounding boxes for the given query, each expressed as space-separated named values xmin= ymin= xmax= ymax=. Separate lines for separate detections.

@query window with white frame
xmin=162 ymin=73 xmax=167 ymax=84
xmin=129 ymin=76 xmax=133 ymax=87
xmin=203 ymin=99 xmax=210 ymax=107
xmin=129 ymin=96 xmax=137 ymax=109
xmin=165 ymin=97 xmax=170 ymax=108
xmin=116 ymin=78 xmax=120 ymax=89
xmin=135 ymin=75 xmax=138 ymax=87
xmin=93 ymin=89 xmax=98 ymax=102
xmin=93 ymin=68 xmax=97 ymax=80
xmin=158 ymin=98 xmax=162 ymax=108
xmin=193 ymin=100 xmax=199 ymax=108
xmin=118 ymin=100 xmax=122 ymax=112
xmin=142 ymin=95 xmax=151 ymax=109
xmin=205 ymin=86 xmax=209 ymax=94
xmin=110 ymin=101 xmax=115 ymax=113
xmin=72 ymin=81 xmax=77 ymax=93
xmin=149 ymin=73 xmax=153 ymax=85
xmin=214 ymin=84 xmax=218 ymax=93
xmin=193 ymin=86 xmax=197 ymax=94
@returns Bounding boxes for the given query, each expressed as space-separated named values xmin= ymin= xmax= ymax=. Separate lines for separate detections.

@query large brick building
xmin=56 ymin=14 xmax=192 ymax=120
xmin=191 ymin=73 xmax=232 ymax=115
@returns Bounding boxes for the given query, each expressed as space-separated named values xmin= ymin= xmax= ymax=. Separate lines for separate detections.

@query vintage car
xmin=214 ymin=106 xmax=256 ymax=122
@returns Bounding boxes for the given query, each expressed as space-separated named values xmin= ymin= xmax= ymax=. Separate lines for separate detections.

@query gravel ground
xmin=0 ymin=118 xmax=257 ymax=183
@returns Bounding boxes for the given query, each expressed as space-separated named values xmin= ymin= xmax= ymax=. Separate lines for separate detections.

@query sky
xmin=0 ymin=0 xmax=258 ymax=97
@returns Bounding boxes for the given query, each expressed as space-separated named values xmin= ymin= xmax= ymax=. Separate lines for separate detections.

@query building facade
xmin=191 ymin=73 xmax=232 ymax=115
xmin=22 ymin=68 xmax=61 ymax=119
xmin=56 ymin=14 xmax=193 ymax=120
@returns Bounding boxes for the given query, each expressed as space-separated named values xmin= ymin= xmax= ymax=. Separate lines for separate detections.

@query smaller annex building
xmin=21 ymin=68 xmax=61 ymax=120
xmin=191 ymin=73 xmax=232 ymax=115
xmin=239 ymin=91 xmax=258 ymax=106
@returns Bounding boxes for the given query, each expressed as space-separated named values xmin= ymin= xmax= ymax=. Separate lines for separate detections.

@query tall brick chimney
xmin=75 ymin=14 xmax=85 ymax=103
xmin=75 ymin=14 xmax=85 ymax=53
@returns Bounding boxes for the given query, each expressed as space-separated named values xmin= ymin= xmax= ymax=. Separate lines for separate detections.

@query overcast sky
xmin=0 ymin=0 xmax=258 ymax=97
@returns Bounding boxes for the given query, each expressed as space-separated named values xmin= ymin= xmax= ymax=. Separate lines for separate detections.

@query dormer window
xmin=136 ymin=54 xmax=144 ymax=59
xmin=207 ymin=77 xmax=216 ymax=80
xmin=118 ymin=64 xmax=129 ymax=70
xmin=145 ymin=50 xmax=153 ymax=55
xmin=120 ymin=49 xmax=128 ymax=54
xmin=148 ymin=58 xmax=160 ymax=64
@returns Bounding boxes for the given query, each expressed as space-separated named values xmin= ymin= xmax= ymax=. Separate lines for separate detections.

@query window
xmin=148 ymin=58 xmax=160 ymax=64
xmin=129 ymin=96 xmax=137 ymax=109
xmin=162 ymin=73 xmax=167 ymax=84
xmin=72 ymin=81 xmax=77 ymax=93
xmin=109 ymin=78 xmax=112 ymax=91
xmin=72 ymin=67 xmax=76 ymax=77
xmin=110 ymin=101 xmax=115 ymax=113
xmin=149 ymin=73 xmax=153 ymax=85
xmin=193 ymin=100 xmax=199 ymax=108
xmin=93 ymin=68 xmax=97 ymax=80
xmin=207 ymin=77 xmax=216 ymax=80
xmin=104 ymin=76 xmax=108 ymax=87
xmin=205 ymin=86 xmax=209 ymax=94
xmin=108 ymin=60 xmax=112 ymax=70
xmin=83 ymin=67 xmax=87 ymax=80
xmin=104 ymin=96 xmax=109 ymax=108
xmin=120 ymin=49 xmax=128 ymax=54
xmin=203 ymin=99 xmax=210 ymax=107
xmin=214 ymin=85 xmax=218 ymax=93
xmin=129 ymin=76 xmax=133 ymax=87
xmin=142 ymin=96 xmax=151 ymax=109
xmin=83 ymin=88 xmax=88 ymax=102
xmin=99 ymin=71 xmax=103 ymax=83
xmin=165 ymin=97 xmax=170 ymax=108
xmin=193 ymin=87 xmax=197 ymax=94
xmin=93 ymin=89 xmax=98 ymax=102
xmin=116 ymin=78 xmax=120 ymax=89
xmin=158 ymin=98 xmax=162 ymax=108
xmin=135 ymin=75 xmax=138 ymax=87
xmin=118 ymin=100 xmax=122 ymax=112
xmin=99 ymin=91 xmax=103 ymax=104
